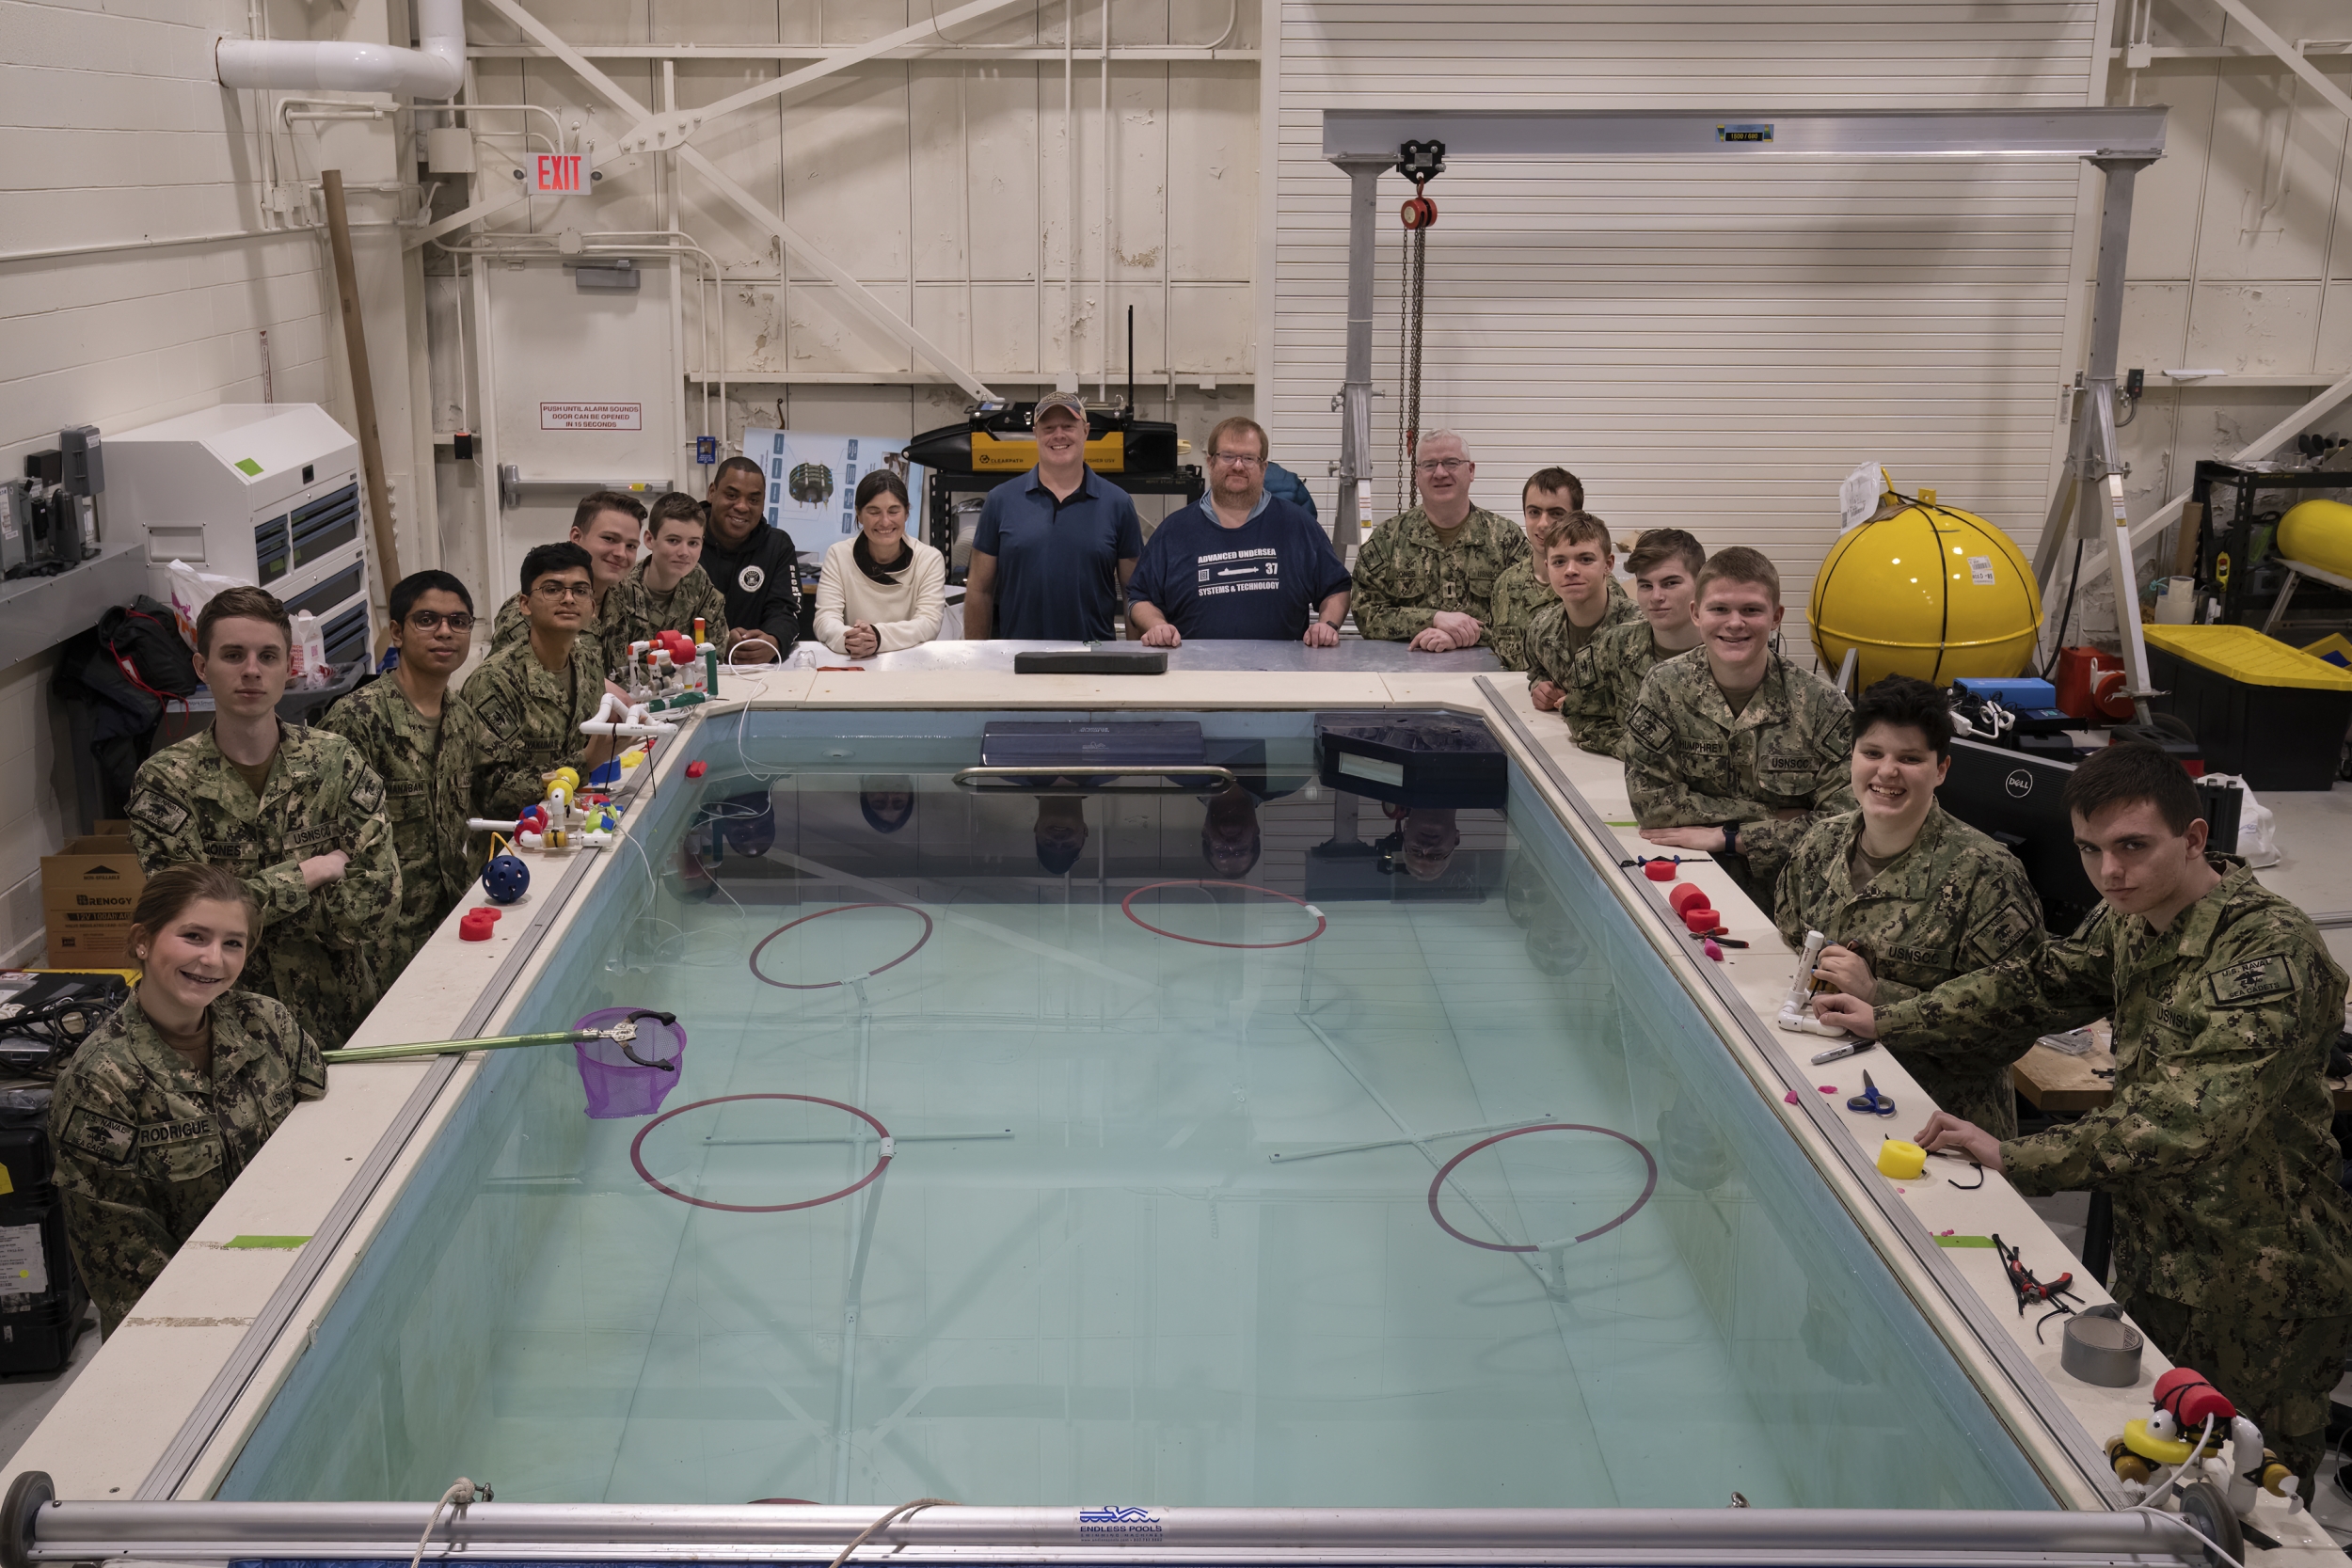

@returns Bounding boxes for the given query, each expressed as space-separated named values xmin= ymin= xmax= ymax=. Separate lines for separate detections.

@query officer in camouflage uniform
xmin=1625 ymin=549 xmax=1852 ymax=918
xmin=487 ymin=489 xmax=645 ymax=669
xmin=1820 ymin=744 xmax=2352 ymax=1497
xmin=1774 ymin=678 xmax=2043 ymax=1135
xmin=52 ymin=866 xmax=326 ymax=1336
xmin=442 ymin=542 xmax=617 ymax=869
xmin=1523 ymin=580 xmax=1640 ymax=700
xmin=127 ymin=588 xmax=399 ymax=1050
xmin=315 ymin=571 xmax=474 ymax=990
xmin=1558 ymin=528 xmax=1708 ymax=758
xmin=1351 ymin=432 xmax=1529 ymax=649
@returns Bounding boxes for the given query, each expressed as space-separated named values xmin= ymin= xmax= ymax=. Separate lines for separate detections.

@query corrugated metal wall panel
xmin=1270 ymin=3 xmax=2105 ymax=641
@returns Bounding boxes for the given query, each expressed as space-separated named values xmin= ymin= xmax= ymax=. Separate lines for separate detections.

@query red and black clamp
xmin=1397 ymin=139 xmax=1445 ymax=230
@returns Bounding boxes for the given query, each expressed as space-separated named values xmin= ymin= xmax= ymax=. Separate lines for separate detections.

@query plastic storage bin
xmin=0 ymin=1098 xmax=88 ymax=1373
xmin=2143 ymin=625 xmax=2352 ymax=791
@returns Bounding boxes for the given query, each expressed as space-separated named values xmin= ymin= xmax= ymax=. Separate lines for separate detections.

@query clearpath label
xmin=1077 ymin=1507 xmax=1164 ymax=1542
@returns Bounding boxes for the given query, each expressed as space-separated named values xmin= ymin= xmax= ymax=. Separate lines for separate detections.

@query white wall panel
xmin=1270 ymin=1 xmax=2107 ymax=637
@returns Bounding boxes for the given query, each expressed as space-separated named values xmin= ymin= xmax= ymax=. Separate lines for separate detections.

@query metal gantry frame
xmin=1319 ymin=109 xmax=2169 ymax=709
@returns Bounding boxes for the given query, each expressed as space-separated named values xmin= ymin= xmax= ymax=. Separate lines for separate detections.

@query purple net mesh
xmin=573 ymin=1007 xmax=689 ymax=1118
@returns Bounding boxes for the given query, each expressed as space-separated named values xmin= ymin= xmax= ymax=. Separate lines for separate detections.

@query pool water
xmin=217 ymin=712 xmax=2053 ymax=1513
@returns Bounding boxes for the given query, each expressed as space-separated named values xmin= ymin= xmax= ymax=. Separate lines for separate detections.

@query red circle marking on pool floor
xmin=1120 ymin=880 xmax=1328 ymax=950
xmin=749 ymin=903 xmax=934 ymax=990
xmin=1427 ymin=1123 xmax=1660 ymax=1253
xmin=630 ymin=1093 xmax=892 ymax=1213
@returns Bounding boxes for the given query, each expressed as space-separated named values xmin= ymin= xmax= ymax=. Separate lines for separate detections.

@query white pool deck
xmin=6 ymin=649 xmax=2342 ymax=1561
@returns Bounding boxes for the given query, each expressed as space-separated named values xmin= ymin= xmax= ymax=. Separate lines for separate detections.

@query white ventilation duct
xmin=216 ymin=0 xmax=463 ymax=98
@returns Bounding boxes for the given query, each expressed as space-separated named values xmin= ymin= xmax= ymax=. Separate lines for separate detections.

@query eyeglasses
xmin=533 ymin=580 xmax=593 ymax=600
xmin=1210 ymin=451 xmax=1264 ymax=467
xmin=406 ymin=610 xmax=476 ymax=632
xmin=1414 ymin=457 xmax=1468 ymax=475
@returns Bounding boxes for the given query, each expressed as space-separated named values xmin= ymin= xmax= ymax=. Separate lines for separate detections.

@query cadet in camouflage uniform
xmin=52 ymin=865 xmax=326 ymax=1335
xmin=1774 ymin=679 xmax=2043 ymax=1135
xmin=1523 ymin=579 xmax=1639 ymax=695
xmin=1487 ymin=465 xmax=1586 ymax=670
xmin=1558 ymin=528 xmax=1708 ymax=757
xmin=488 ymin=489 xmax=646 ymax=669
xmin=127 ymin=587 xmax=399 ymax=1050
xmin=315 ymin=571 xmax=474 ymax=989
xmin=1562 ymin=620 xmax=1676 ymax=758
xmin=1821 ymin=744 xmax=2352 ymax=1497
xmin=1626 ymin=547 xmax=1851 ymax=917
xmin=1351 ymin=432 xmax=1529 ymax=648
xmin=607 ymin=490 xmax=730 ymax=656
xmin=442 ymin=543 xmax=616 ymax=868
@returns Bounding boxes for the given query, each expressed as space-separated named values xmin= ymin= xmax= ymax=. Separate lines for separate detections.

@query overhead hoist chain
xmin=1394 ymin=139 xmax=1445 ymax=515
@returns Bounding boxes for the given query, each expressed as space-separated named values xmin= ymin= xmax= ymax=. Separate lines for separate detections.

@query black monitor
xmin=1939 ymin=740 xmax=2099 ymax=933
xmin=1940 ymin=737 xmax=2245 ymax=936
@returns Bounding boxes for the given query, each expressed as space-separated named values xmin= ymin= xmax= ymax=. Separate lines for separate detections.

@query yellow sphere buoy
xmin=1877 ymin=1139 xmax=1927 ymax=1180
xmin=1811 ymin=486 xmax=2043 ymax=689
xmin=2279 ymin=499 xmax=2352 ymax=580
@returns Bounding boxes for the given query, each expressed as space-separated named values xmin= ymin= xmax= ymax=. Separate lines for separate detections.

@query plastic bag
xmin=288 ymin=610 xmax=331 ymax=689
xmin=164 ymin=560 xmax=256 ymax=649
xmin=2201 ymin=772 xmax=2279 ymax=867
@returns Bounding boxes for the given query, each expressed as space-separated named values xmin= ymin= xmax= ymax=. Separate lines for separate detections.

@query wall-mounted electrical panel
xmin=106 ymin=404 xmax=373 ymax=670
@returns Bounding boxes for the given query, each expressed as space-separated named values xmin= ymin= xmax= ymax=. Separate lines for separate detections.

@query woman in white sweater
xmin=814 ymin=470 xmax=946 ymax=657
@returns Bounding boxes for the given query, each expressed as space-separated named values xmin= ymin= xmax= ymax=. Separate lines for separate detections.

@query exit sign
xmin=535 ymin=153 xmax=585 ymax=194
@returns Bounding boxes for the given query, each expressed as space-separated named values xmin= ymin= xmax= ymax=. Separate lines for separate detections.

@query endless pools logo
xmin=2004 ymin=768 xmax=2034 ymax=800
xmin=1078 ymin=1507 xmax=1164 ymax=1541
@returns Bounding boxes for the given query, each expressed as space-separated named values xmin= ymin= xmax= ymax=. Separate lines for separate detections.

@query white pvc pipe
xmin=217 ymin=0 xmax=462 ymax=98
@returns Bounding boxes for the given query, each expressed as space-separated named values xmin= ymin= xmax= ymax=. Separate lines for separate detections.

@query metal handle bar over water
xmin=0 ymin=1480 xmax=2211 ymax=1568
xmin=950 ymin=765 xmax=1237 ymax=795
xmin=326 ymin=1009 xmax=679 ymax=1070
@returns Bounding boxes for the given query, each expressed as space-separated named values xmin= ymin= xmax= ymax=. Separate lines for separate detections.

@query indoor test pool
xmin=210 ymin=709 xmax=2057 ymax=1513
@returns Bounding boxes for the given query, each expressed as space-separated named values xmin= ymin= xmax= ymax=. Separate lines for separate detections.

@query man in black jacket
xmin=701 ymin=457 xmax=799 ymax=660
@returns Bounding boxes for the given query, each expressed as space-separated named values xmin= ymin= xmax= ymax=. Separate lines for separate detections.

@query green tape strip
xmin=1934 ymin=1234 xmax=1996 ymax=1248
xmin=233 ymin=458 xmax=263 ymax=477
xmin=1603 ymin=819 xmax=1637 ymax=827
xmin=224 ymin=1235 xmax=310 ymax=1249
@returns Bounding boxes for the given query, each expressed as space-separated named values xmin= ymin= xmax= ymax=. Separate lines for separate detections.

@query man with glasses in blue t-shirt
xmin=966 ymin=392 xmax=1143 ymax=641
xmin=1127 ymin=417 xmax=1352 ymax=646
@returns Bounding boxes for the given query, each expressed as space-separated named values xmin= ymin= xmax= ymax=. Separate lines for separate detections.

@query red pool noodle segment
xmin=630 ymin=1093 xmax=892 ymax=1213
xmin=1120 ymin=880 xmax=1328 ymax=950
xmin=749 ymin=903 xmax=935 ymax=990
xmin=1427 ymin=1123 xmax=1660 ymax=1253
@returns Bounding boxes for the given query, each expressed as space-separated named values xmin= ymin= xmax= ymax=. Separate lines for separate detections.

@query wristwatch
xmin=1720 ymin=821 xmax=1742 ymax=857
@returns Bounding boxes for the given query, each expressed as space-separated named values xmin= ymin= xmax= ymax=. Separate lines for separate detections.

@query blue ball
xmin=482 ymin=852 xmax=531 ymax=904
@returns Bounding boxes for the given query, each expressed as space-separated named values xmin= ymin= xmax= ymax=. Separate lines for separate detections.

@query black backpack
xmin=96 ymin=595 xmax=199 ymax=705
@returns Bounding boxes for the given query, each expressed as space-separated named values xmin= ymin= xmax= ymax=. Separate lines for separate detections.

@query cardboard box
xmin=41 ymin=837 xmax=143 ymax=920
xmin=92 ymin=820 xmax=131 ymax=836
xmin=44 ymin=910 xmax=135 ymax=965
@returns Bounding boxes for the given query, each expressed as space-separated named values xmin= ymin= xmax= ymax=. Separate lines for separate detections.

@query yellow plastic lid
xmin=2142 ymin=624 xmax=2352 ymax=691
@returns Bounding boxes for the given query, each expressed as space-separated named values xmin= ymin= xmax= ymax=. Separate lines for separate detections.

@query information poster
xmin=737 ymin=428 xmax=923 ymax=547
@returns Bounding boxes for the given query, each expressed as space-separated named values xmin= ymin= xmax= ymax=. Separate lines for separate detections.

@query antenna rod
xmin=1127 ymin=304 xmax=1136 ymax=412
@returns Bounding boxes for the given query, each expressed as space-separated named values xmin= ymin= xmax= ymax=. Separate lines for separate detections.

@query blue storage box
xmin=1954 ymin=676 xmax=2058 ymax=708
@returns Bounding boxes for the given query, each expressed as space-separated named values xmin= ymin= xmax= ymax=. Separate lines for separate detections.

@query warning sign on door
xmin=540 ymin=403 xmax=643 ymax=432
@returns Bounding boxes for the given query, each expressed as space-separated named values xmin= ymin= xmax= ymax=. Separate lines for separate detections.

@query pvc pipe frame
xmin=10 ymin=1499 xmax=2208 ymax=1564
xmin=216 ymin=0 xmax=463 ymax=97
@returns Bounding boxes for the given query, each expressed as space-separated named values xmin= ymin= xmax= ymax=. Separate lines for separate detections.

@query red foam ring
xmin=686 ymin=760 xmax=708 ymax=778
xmin=1642 ymin=861 xmax=1677 ymax=882
xmin=1681 ymin=908 xmax=1720 ymax=933
xmin=1668 ymin=883 xmax=1709 ymax=914
xmin=459 ymin=910 xmax=500 ymax=942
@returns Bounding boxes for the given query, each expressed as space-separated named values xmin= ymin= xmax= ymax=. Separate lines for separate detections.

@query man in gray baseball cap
xmin=965 ymin=392 xmax=1143 ymax=641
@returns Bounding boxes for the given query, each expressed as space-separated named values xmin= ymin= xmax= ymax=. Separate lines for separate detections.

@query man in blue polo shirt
xmin=966 ymin=392 xmax=1143 ymax=640
xmin=1127 ymin=416 xmax=1352 ymax=645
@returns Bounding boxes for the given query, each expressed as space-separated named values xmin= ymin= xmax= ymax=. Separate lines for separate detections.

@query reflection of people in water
xmin=1034 ymin=795 xmax=1089 ymax=875
xmin=1524 ymin=921 xmax=1588 ymax=976
xmin=860 ymin=774 xmax=914 ymax=834
xmin=1503 ymin=855 xmax=1551 ymax=927
xmin=1200 ymin=784 xmax=1262 ymax=877
xmin=1376 ymin=807 xmax=1461 ymax=881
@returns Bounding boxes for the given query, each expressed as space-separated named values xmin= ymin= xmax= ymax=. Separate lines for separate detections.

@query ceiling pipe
xmin=216 ymin=0 xmax=463 ymax=98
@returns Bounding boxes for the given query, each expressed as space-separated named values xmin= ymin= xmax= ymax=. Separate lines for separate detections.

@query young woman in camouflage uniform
xmin=1773 ymin=675 xmax=2044 ymax=1135
xmin=51 ymin=865 xmax=326 ymax=1336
